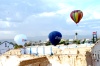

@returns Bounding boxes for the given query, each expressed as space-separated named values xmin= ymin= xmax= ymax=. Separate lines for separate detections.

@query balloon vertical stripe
xmin=73 ymin=13 xmax=76 ymax=22
xmin=70 ymin=12 xmax=74 ymax=21
xmin=75 ymin=12 xmax=78 ymax=23
xmin=77 ymin=11 xmax=81 ymax=22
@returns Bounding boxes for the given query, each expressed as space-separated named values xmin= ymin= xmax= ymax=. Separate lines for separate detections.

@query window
xmin=99 ymin=50 xmax=100 ymax=59
xmin=92 ymin=54 xmax=94 ymax=59
xmin=98 ymin=54 xmax=99 ymax=59
xmin=5 ymin=43 xmax=7 ymax=47
xmin=95 ymin=54 xmax=97 ymax=59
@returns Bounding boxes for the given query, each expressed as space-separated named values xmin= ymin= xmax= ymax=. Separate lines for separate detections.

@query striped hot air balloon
xmin=70 ymin=10 xmax=83 ymax=24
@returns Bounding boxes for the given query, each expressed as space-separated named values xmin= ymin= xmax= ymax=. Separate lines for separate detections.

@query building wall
xmin=20 ymin=44 xmax=94 ymax=55
xmin=91 ymin=40 xmax=100 ymax=66
xmin=2 ymin=47 xmax=93 ymax=66
xmin=0 ymin=42 xmax=14 ymax=55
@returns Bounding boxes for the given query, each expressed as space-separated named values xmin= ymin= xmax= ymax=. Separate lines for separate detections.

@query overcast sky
xmin=0 ymin=0 xmax=100 ymax=39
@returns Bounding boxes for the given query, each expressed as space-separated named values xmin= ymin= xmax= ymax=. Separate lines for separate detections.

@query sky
xmin=0 ymin=0 xmax=100 ymax=39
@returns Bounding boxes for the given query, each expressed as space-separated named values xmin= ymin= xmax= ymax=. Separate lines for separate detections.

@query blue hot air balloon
xmin=14 ymin=34 xmax=27 ymax=45
xmin=48 ymin=31 xmax=62 ymax=46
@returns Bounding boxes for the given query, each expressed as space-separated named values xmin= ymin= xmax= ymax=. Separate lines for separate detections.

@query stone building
xmin=0 ymin=41 xmax=14 ymax=55
xmin=91 ymin=40 xmax=100 ymax=66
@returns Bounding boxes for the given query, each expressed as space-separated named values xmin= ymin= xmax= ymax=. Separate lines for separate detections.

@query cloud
xmin=82 ymin=5 xmax=100 ymax=20
xmin=38 ymin=12 xmax=56 ymax=17
xmin=72 ymin=29 xmax=91 ymax=35
xmin=0 ymin=30 xmax=17 ymax=39
xmin=13 ymin=12 xmax=68 ymax=36
xmin=0 ymin=20 xmax=11 ymax=28
xmin=0 ymin=0 xmax=100 ymax=39
xmin=66 ymin=18 xmax=74 ymax=25
xmin=0 ymin=31 xmax=15 ymax=34
xmin=78 ymin=25 xmax=85 ymax=28
xmin=90 ymin=26 xmax=100 ymax=29
xmin=0 ymin=19 xmax=21 ymax=35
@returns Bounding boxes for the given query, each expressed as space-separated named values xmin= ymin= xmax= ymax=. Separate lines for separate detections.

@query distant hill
xmin=0 ymin=35 xmax=94 ymax=42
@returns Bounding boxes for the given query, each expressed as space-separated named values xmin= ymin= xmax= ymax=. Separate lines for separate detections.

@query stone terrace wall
xmin=0 ymin=46 xmax=94 ymax=66
xmin=47 ymin=47 xmax=93 ymax=66
xmin=19 ymin=57 xmax=50 ymax=66
xmin=47 ymin=53 xmax=92 ymax=66
xmin=0 ymin=55 xmax=50 ymax=66
xmin=3 ymin=49 xmax=21 ymax=55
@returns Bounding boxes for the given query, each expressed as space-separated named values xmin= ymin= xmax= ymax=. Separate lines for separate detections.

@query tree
xmin=45 ymin=41 xmax=51 ymax=46
xmin=24 ymin=42 xmax=31 ymax=47
xmin=9 ymin=42 xmax=15 ymax=46
xmin=14 ymin=44 xmax=23 ymax=49
xmin=75 ymin=32 xmax=78 ymax=35
xmin=77 ymin=40 xmax=80 ymax=44
xmin=39 ymin=40 xmax=41 ymax=43
xmin=73 ymin=40 xmax=80 ymax=44
xmin=59 ymin=40 xmax=65 ymax=44
xmin=64 ymin=40 xmax=69 ymax=45
xmin=18 ymin=45 xmax=23 ymax=48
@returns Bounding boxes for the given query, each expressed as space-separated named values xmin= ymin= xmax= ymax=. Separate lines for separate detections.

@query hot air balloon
xmin=70 ymin=10 xmax=83 ymax=24
xmin=48 ymin=31 xmax=62 ymax=46
xmin=14 ymin=34 xmax=27 ymax=45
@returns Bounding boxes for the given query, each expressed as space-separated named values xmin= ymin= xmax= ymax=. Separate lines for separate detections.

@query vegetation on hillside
xmin=0 ymin=37 xmax=99 ymax=49
xmin=14 ymin=44 xmax=23 ymax=49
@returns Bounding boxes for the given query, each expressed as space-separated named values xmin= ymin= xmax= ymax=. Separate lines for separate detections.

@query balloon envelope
xmin=48 ymin=31 xmax=62 ymax=46
xmin=14 ymin=34 xmax=27 ymax=45
xmin=70 ymin=10 xmax=83 ymax=24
